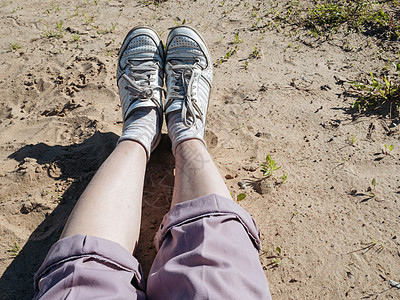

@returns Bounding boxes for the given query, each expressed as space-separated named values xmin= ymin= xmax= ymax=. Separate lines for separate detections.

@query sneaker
xmin=117 ymin=26 xmax=165 ymax=160
xmin=164 ymin=26 xmax=212 ymax=155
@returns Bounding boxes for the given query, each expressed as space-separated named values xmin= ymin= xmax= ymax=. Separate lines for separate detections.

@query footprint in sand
xmin=205 ymin=130 xmax=218 ymax=149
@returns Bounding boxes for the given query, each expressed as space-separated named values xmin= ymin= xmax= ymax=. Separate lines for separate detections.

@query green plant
xmin=383 ymin=144 xmax=394 ymax=155
xmin=109 ymin=22 xmax=117 ymax=33
xmin=174 ymin=19 xmax=186 ymax=26
xmin=290 ymin=211 xmax=299 ymax=221
xmin=10 ymin=43 xmax=21 ymax=51
xmin=12 ymin=5 xmax=23 ymax=13
xmin=53 ymin=2 xmax=60 ymax=12
xmin=302 ymin=0 xmax=400 ymax=39
xmin=105 ymin=39 xmax=115 ymax=47
xmin=224 ymin=5 xmax=235 ymax=14
xmin=272 ymin=258 xmax=281 ymax=265
xmin=46 ymin=1 xmax=60 ymax=14
xmin=362 ymin=235 xmax=384 ymax=254
xmin=349 ymin=63 xmax=400 ymax=117
xmin=370 ymin=177 xmax=377 ymax=197
xmin=43 ymin=28 xmax=63 ymax=39
xmin=8 ymin=241 xmax=21 ymax=257
xmin=215 ymin=45 xmax=238 ymax=65
xmin=261 ymin=246 xmax=283 ymax=267
xmin=138 ymin=0 xmax=156 ymax=5
xmin=250 ymin=46 xmax=260 ymax=59
xmin=224 ymin=45 xmax=237 ymax=59
xmin=55 ymin=20 xmax=64 ymax=32
xmin=348 ymin=133 xmax=357 ymax=146
xmin=97 ymin=22 xmax=117 ymax=35
xmin=72 ymin=33 xmax=80 ymax=42
xmin=276 ymin=0 xmax=400 ymax=40
xmin=244 ymin=59 xmax=249 ymax=70
xmin=280 ymin=171 xmax=288 ymax=183
xmin=237 ymin=193 xmax=246 ymax=201
xmin=82 ymin=12 xmax=94 ymax=25
xmin=233 ymin=32 xmax=243 ymax=44
xmin=260 ymin=154 xmax=281 ymax=178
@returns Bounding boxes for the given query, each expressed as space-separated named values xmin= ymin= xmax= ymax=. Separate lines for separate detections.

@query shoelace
xmin=122 ymin=61 xmax=164 ymax=117
xmin=166 ymin=63 xmax=203 ymax=128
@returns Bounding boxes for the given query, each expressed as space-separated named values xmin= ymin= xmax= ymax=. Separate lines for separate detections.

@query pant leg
xmin=33 ymin=234 xmax=147 ymax=300
xmin=147 ymin=194 xmax=272 ymax=300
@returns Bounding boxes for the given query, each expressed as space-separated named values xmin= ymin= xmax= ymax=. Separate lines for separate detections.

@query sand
xmin=0 ymin=0 xmax=399 ymax=299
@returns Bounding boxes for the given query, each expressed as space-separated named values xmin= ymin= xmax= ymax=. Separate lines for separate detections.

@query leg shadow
xmin=0 ymin=132 xmax=174 ymax=299
xmin=0 ymin=131 xmax=118 ymax=299
xmin=135 ymin=134 xmax=175 ymax=276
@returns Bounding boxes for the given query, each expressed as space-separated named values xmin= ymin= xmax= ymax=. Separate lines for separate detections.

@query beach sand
xmin=0 ymin=1 xmax=399 ymax=299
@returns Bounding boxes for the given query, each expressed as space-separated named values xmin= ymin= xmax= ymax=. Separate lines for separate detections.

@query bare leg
xmin=60 ymin=26 xmax=165 ymax=253
xmin=171 ymin=139 xmax=231 ymax=208
xmin=60 ymin=140 xmax=146 ymax=253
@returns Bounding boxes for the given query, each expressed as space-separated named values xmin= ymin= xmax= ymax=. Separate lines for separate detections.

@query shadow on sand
xmin=0 ymin=132 xmax=173 ymax=300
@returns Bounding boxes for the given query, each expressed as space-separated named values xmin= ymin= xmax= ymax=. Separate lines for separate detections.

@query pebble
xmin=238 ymin=181 xmax=247 ymax=189
xmin=243 ymin=165 xmax=258 ymax=172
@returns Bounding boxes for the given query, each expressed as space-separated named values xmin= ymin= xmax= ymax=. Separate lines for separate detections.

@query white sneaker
xmin=164 ymin=26 xmax=212 ymax=155
xmin=117 ymin=26 xmax=164 ymax=160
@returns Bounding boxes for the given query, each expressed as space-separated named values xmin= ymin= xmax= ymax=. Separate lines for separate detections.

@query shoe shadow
xmin=0 ymin=132 xmax=173 ymax=299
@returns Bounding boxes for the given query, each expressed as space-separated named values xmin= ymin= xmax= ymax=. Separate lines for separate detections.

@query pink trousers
xmin=33 ymin=194 xmax=272 ymax=299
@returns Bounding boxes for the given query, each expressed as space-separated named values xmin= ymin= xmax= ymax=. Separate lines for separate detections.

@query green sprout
xmin=280 ymin=171 xmax=288 ymax=183
xmin=370 ymin=177 xmax=377 ymax=197
xmin=72 ymin=33 xmax=80 ymax=42
xmin=233 ymin=32 xmax=243 ymax=44
xmin=349 ymin=63 xmax=400 ymax=117
xmin=251 ymin=46 xmax=260 ymax=59
xmin=383 ymin=144 xmax=394 ymax=155
xmin=237 ymin=193 xmax=246 ymax=201
xmin=260 ymin=154 xmax=281 ymax=178
xmin=10 ymin=43 xmax=21 ymax=51
xmin=348 ymin=133 xmax=357 ymax=146
xmin=8 ymin=241 xmax=21 ymax=257
xmin=55 ymin=20 xmax=64 ymax=32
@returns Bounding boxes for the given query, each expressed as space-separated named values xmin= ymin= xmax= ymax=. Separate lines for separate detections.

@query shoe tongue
xmin=129 ymin=60 xmax=155 ymax=67
xmin=169 ymin=54 xmax=206 ymax=68
xmin=169 ymin=58 xmax=192 ymax=65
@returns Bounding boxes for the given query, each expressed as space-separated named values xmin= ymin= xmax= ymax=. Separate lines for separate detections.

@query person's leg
xmin=171 ymin=139 xmax=231 ymax=207
xmin=33 ymin=26 xmax=165 ymax=299
xmin=61 ymin=24 xmax=165 ymax=253
xmin=60 ymin=140 xmax=146 ymax=252
xmin=147 ymin=26 xmax=272 ymax=299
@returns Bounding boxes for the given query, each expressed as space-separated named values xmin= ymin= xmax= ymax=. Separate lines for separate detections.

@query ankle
xmin=176 ymin=139 xmax=205 ymax=153
xmin=116 ymin=139 xmax=147 ymax=159
xmin=118 ymin=107 xmax=161 ymax=161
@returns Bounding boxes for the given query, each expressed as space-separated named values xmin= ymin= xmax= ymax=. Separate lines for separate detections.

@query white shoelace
xmin=166 ymin=62 xmax=203 ymax=128
xmin=122 ymin=61 xmax=164 ymax=116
